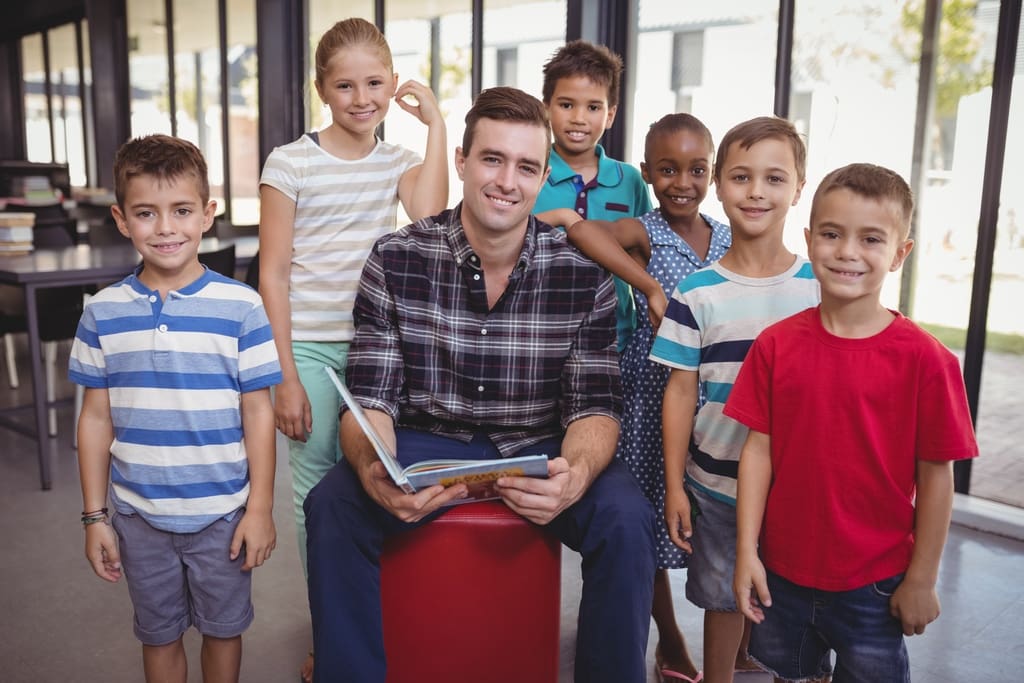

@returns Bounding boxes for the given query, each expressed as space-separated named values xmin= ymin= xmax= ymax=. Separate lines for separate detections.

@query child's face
xmin=316 ymin=44 xmax=398 ymax=139
xmin=805 ymin=188 xmax=913 ymax=306
xmin=111 ymin=173 xmax=215 ymax=290
xmin=641 ymin=129 xmax=713 ymax=227
xmin=716 ymin=138 xmax=804 ymax=240
xmin=546 ymin=75 xmax=617 ymax=159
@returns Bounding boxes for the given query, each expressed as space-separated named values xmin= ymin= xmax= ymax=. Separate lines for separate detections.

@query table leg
xmin=25 ymin=283 xmax=52 ymax=490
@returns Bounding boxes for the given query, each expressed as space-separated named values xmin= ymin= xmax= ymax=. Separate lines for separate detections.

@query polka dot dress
xmin=618 ymin=209 xmax=730 ymax=569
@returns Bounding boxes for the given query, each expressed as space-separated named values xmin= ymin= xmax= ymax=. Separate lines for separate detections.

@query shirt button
xmin=477 ymin=385 xmax=485 ymax=392
xmin=577 ymin=208 xmax=585 ymax=214
xmin=158 ymin=324 xmax=168 ymax=333
xmin=579 ymin=192 xmax=585 ymax=198
xmin=148 ymin=295 xmax=157 ymax=303
xmin=480 ymin=329 xmax=487 ymax=335
xmin=473 ymin=274 xmax=481 ymax=281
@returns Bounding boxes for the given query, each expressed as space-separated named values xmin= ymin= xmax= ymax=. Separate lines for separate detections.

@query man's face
xmin=455 ymin=118 xmax=551 ymax=241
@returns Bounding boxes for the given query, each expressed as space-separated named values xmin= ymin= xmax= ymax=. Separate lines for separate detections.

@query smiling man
xmin=303 ymin=87 xmax=657 ymax=683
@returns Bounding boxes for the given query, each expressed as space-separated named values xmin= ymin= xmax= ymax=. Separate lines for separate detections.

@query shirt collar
xmin=445 ymin=202 xmax=536 ymax=280
xmin=127 ymin=263 xmax=213 ymax=297
xmin=546 ymin=144 xmax=618 ymax=186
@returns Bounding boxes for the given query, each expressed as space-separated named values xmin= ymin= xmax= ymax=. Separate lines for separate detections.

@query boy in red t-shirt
xmin=726 ymin=163 xmax=977 ymax=681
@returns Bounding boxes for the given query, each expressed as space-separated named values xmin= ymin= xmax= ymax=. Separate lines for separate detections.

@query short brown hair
xmin=113 ymin=134 xmax=209 ymax=207
xmin=811 ymin=163 xmax=915 ymax=238
xmin=462 ymin=87 xmax=552 ymax=167
xmin=714 ymin=116 xmax=806 ymax=184
xmin=645 ymin=113 xmax=714 ymax=163
xmin=541 ymin=40 xmax=623 ymax=106
xmin=314 ymin=17 xmax=392 ymax=90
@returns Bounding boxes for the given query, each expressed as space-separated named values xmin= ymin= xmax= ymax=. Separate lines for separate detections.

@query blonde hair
xmin=314 ymin=17 xmax=392 ymax=89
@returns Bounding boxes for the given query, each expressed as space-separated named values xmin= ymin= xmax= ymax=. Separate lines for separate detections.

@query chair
xmin=0 ymin=290 xmax=86 ymax=436
xmin=1 ymin=312 xmax=21 ymax=388
xmin=380 ymin=501 xmax=562 ymax=683
xmin=198 ymin=243 xmax=237 ymax=279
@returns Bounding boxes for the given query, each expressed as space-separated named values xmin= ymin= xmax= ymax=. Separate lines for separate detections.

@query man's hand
xmin=889 ymin=576 xmax=941 ymax=636
xmin=495 ymin=457 xmax=586 ymax=525
xmin=663 ymin=485 xmax=692 ymax=552
xmin=230 ymin=509 xmax=276 ymax=571
xmin=734 ymin=550 xmax=771 ymax=624
xmin=360 ymin=461 xmax=468 ymax=523
xmin=84 ymin=522 xmax=122 ymax=582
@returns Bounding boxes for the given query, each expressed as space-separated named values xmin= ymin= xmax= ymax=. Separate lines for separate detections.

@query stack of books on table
xmin=0 ymin=212 xmax=36 ymax=255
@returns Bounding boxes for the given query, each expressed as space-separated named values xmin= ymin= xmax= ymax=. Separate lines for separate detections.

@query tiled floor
xmin=1 ymin=339 xmax=1022 ymax=682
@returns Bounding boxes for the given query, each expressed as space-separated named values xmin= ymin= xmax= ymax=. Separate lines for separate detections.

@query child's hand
xmin=734 ymin=551 xmax=770 ymax=623
xmin=663 ymin=486 xmax=693 ymax=552
xmin=84 ymin=522 xmax=122 ymax=582
xmin=646 ymin=290 xmax=668 ymax=330
xmin=231 ymin=509 xmax=276 ymax=571
xmin=274 ymin=376 xmax=312 ymax=442
xmin=889 ymin=576 xmax=940 ymax=635
xmin=395 ymin=80 xmax=442 ymax=127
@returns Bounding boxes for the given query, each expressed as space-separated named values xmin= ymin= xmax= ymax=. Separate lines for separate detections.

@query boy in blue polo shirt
xmin=71 ymin=134 xmax=282 ymax=682
xmin=533 ymin=39 xmax=652 ymax=351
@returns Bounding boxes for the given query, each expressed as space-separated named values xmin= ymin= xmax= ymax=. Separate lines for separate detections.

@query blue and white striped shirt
xmin=649 ymin=258 xmax=819 ymax=503
xmin=69 ymin=267 xmax=282 ymax=532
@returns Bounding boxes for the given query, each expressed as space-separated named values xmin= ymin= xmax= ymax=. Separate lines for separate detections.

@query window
xmin=632 ymin=0 xmax=778 ymax=228
xmin=22 ymin=33 xmax=53 ymax=164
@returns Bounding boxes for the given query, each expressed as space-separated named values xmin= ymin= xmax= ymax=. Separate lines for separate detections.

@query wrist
xmin=81 ymin=507 xmax=109 ymax=528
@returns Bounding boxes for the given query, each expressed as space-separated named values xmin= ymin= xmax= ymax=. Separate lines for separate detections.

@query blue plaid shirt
xmin=346 ymin=205 xmax=622 ymax=457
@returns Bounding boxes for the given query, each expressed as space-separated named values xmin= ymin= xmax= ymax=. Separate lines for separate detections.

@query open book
xmin=325 ymin=367 xmax=549 ymax=504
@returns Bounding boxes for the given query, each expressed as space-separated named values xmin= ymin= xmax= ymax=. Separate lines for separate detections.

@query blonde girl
xmin=257 ymin=17 xmax=448 ymax=680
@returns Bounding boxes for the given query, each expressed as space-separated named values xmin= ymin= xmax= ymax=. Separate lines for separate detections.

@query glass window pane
xmin=790 ymin=1 xmax=921 ymax=294
xmin=632 ymin=0 xmax=778 ymax=228
xmin=226 ymin=0 xmax=259 ymax=225
xmin=973 ymin=7 xmax=1023 ymax=507
xmin=127 ymin=0 xmax=172 ymax=136
xmin=308 ymin=1 xmax=375 ymax=132
xmin=22 ymin=33 xmax=52 ymax=163
xmin=386 ymin=1 xmax=473 ymax=213
xmin=48 ymin=23 xmax=88 ymax=187
xmin=173 ymin=0 xmax=224 ymax=215
xmin=481 ymin=1 xmax=566 ymax=97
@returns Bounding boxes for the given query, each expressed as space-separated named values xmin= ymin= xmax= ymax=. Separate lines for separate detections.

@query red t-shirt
xmin=725 ymin=307 xmax=977 ymax=590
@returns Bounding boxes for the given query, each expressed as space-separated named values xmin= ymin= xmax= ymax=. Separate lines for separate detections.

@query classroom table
xmin=0 ymin=235 xmax=258 ymax=489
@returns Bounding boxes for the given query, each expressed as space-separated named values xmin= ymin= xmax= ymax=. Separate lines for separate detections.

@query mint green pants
xmin=287 ymin=340 xmax=349 ymax=576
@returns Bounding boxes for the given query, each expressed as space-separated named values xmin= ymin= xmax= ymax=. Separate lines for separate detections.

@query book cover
xmin=324 ymin=367 xmax=548 ymax=504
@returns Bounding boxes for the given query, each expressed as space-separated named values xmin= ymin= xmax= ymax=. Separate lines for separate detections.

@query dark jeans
xmin=304 ymin=429 xmax=657 ymax=683
xmin=750 ymin=570 xmax=910 ymax=682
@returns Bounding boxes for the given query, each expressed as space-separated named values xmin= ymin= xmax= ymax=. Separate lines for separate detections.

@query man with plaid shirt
xmin=304 ymin=87 xmax=657 ymax=683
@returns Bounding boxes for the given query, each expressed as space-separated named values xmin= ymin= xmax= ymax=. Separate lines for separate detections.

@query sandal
xmin=655 ymin=643 xmax=704 ymax=683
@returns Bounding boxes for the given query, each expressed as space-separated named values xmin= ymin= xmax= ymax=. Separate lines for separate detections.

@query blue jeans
xmin=304 ymin=429 xmax=657 ymax=683
xmin=750 ymin=570 xmax=910 ymax=682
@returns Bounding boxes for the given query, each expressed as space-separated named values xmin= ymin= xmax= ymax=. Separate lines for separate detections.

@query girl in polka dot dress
xmin=565 ymin=113 xmax=730 ymax=682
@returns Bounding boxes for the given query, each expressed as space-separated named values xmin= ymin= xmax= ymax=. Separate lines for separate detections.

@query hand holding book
xmin=326 ymin=367 xmax=549 ymax=506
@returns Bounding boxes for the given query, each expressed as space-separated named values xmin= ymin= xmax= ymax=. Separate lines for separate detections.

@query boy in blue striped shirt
xmin=70 ymin=134 xmax=282 ymax=683
xmin=649 ymin=117 xmax=820 ymax=683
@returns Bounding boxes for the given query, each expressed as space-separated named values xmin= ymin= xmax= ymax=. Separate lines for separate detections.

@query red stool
xmin=381 ymin=500 xmax=562 ymax=683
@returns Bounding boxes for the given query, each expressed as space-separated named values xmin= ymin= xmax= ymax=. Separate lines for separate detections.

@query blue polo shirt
xmin=534 ymin=145 xmax=652 ymax=351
